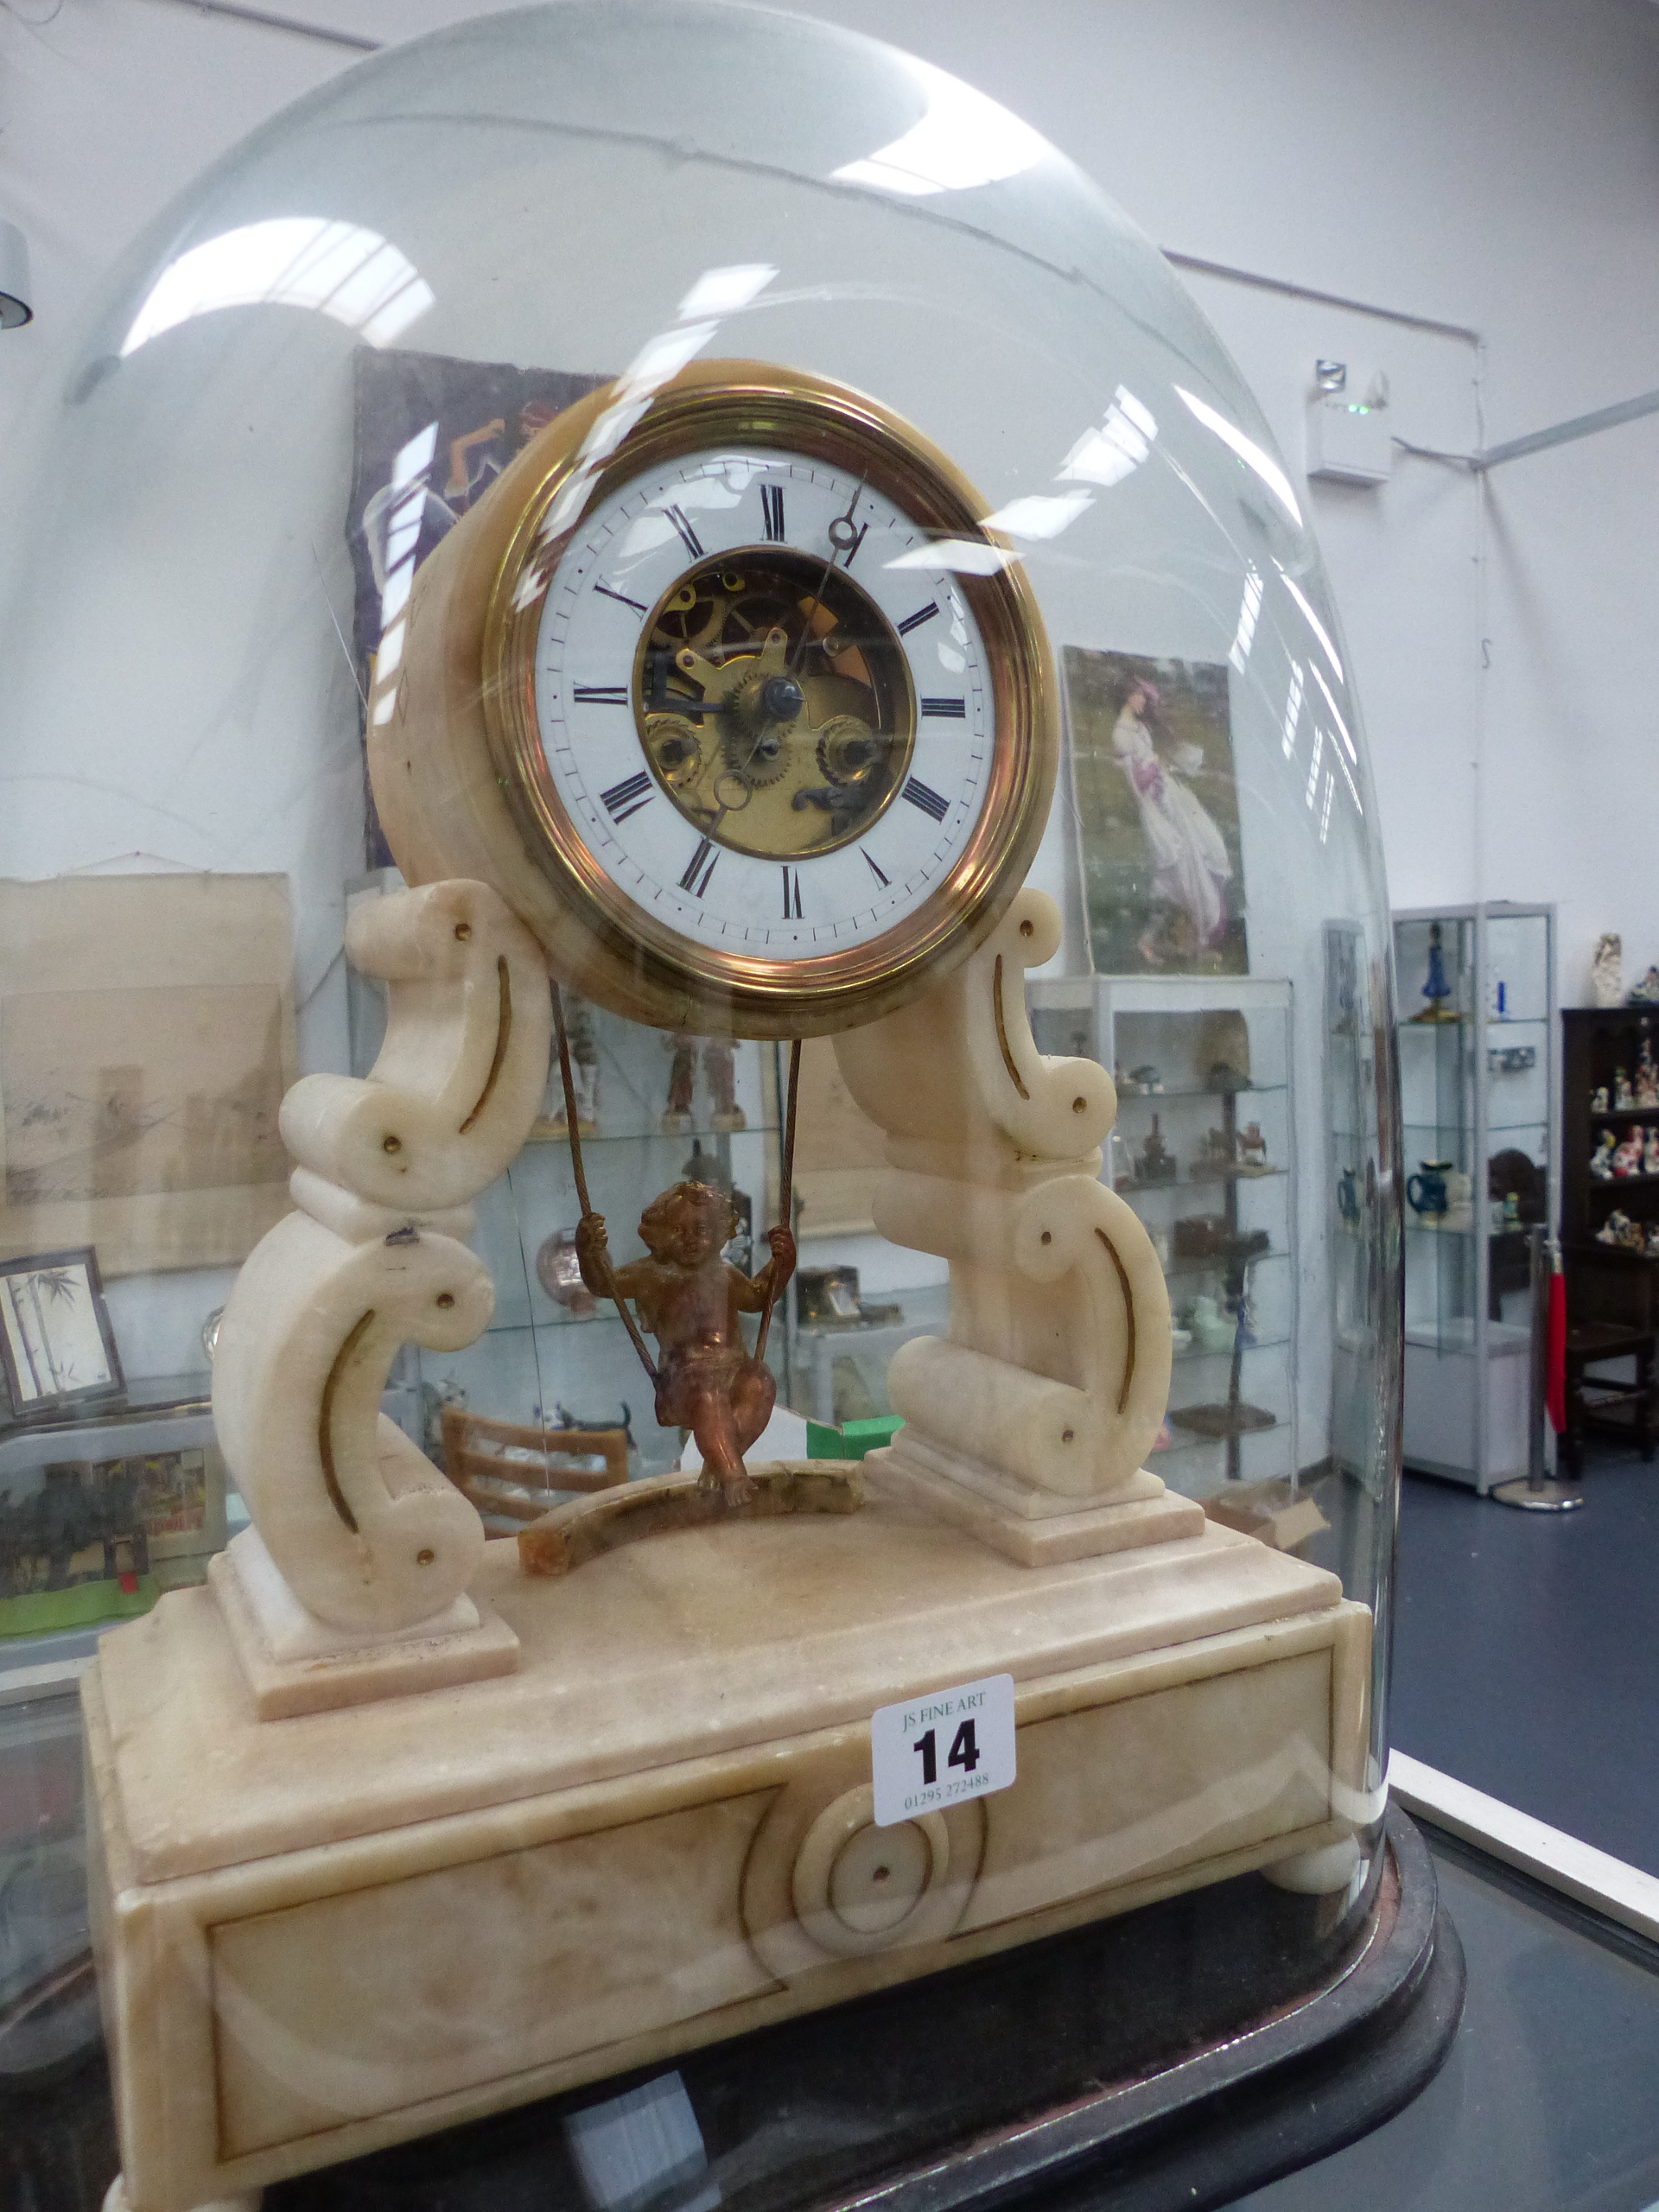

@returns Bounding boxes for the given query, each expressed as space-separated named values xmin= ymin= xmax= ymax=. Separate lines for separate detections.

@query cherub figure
xmin=576 ymin=1181 xmax=795 ymax=1503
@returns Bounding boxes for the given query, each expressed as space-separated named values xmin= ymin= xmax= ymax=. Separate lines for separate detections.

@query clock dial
xmin=375 ymin=360 xmax=1057 ymax=1036
xmin=534 ymin=450 xmax=994 ymax=963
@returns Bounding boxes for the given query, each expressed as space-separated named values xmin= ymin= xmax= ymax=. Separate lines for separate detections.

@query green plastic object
xmin=806 ymin=1415 xmax=903 ymax=1462
xmin=0 ymin=1574 xmax=160 ymax=1641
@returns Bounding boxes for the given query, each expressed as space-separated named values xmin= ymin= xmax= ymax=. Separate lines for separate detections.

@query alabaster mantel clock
xmin=60 ymin=10 xmax=1406 ymax=2185
xmin=83 ymin=346 xmax=1376 ymax=2212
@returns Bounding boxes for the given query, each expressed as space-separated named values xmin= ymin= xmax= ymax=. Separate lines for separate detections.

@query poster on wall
xmin=349 ymin=349 xmax=608 ymax=865
xmin=0 ymin=873 xmax=296 ymax=1277
xmin=1064 ymin=645 xmax=1249 ymax=976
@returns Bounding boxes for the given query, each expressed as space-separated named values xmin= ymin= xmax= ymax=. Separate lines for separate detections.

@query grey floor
xmin=1230 ymin=1439 xmax=1659 ymax=2210
xmin=1389 ymin=1446 xmax=1659 ymax=1878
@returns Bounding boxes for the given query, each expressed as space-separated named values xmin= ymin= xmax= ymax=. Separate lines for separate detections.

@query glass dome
xmin=0 ymin=3 xmax=1402 ymax=2199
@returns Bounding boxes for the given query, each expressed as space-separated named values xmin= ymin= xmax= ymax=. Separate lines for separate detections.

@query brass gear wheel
xmin=645 ymin=714 xmax=704 ymax=789
xmin=817 ymin=715 xmax=882 ymax=785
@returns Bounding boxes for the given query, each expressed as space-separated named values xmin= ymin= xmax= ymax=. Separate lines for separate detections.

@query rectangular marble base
xmin=209 ymin=1530 xmax=520 ymax=1719
xmin=872 ymin=1436 xmax=1205 ymax=1564
xmin=86 ymin=1468 xmax=1370 ymax=2212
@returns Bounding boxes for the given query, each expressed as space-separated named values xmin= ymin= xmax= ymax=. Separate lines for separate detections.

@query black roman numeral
xmin=573 ymin=685 xmax=629 ymax=705
xmin=599 ymin=771 xmax=653 ymax=823
xmin=665 ymin=505 xmax=704 ymax=561
xmin=679 ymin=837 xmax=718 ymax=896
xmin=862 ymin=849 xmax=891 ymax=887
xmin=897 ymin=601 xmax=939 ymax=636
xmin=920 ymin=696 xmax=966 ymax=718
xmin=594 ymin=582 xmax=646 ymax=614
xmin=901 ymin=776 xmax=950 ymax=823
xmin=760 ymin=483 xmax=785 ymax=542
xmin=782 ymin=866 xmax=804 ymax=919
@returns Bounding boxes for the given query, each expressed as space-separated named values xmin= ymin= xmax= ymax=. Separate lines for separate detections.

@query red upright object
xmin=1547 ymin=1255 xmax=1568 ymax=1434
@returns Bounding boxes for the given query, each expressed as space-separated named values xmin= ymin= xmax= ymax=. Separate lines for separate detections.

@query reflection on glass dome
xmin=0 ymin=5 xmax=1405 ymax=2201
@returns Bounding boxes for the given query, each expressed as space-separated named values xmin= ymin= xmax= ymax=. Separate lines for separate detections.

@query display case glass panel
xmin=1395 ymin=903 xmax=1555 ymax=1489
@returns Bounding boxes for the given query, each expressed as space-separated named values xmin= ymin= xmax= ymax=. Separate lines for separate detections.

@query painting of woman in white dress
xmin=1064 ymin=647 xmax=1249 ymax=975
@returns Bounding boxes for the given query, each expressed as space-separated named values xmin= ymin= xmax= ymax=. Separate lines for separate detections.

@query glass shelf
xmin=525 ymin=1119 xmax=780 ymax=1147
xmin=1118 ymin=1169 xmax=1287 ymax=1192
xmin=1113 ymin=1084 xmax=1288 ymax=1104
xmin=1163 ymin=1249 xmax=1287 ymax=1281
xmin=1171 ymin=1333 xmax=1290 ymax=1363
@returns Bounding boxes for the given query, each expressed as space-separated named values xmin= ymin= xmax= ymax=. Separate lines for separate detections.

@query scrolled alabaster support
xmin=210 ymin=878 xmax=551 ymax=1666
xmin=878 ymin=1171 xmax=1171 ymax=1497
xmin=835 ymin=885 xmax=1117 ymax=1170
xmin=835 ymin=887 xmax=1186 ymax=1560
xmin=280 ymin=879 xmax=551 ymax=1215
xmin=213 ymin=1213 xmax=494 ymax=1632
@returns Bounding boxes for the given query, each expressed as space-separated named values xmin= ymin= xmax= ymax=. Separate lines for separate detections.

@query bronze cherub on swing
xmin=575 ymin=1181 xmax=794 ymax=1503
xmin=554 ymin=988 xmax=800 ymax=1504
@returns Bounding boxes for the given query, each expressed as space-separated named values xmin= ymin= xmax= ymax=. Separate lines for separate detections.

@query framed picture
xmin=0 ymin=872 xmax=297 ymax=1277
xmin=350 ymin=348 xmax=607 ymax=865
xmin=0 ymin=1246 xmax=124 ymax=1421
xmin=1065 ymin=646 xmax=1249 ymax=976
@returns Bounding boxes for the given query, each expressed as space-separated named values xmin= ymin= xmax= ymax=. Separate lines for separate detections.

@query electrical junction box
xmin=1306 ymin=395 xmax=1394 ymax=486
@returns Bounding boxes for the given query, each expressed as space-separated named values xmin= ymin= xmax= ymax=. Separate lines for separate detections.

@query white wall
xmin=5 ymin=0 xmax=1657 ymax=999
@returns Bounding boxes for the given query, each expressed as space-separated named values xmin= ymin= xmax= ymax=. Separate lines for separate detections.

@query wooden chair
xmin=440 ymin=1406 xmax=629 ymax=1526
xmin=1560 ymin=1255 xmax=1658 ymax=1477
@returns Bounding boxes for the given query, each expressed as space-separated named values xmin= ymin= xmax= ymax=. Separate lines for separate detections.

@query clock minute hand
xmin=788 ymin=478 xmax=867 ymax=680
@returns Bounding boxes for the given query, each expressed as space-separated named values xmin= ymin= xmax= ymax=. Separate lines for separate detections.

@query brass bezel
xmin=473 ymin=359 xmax=1056 ymax=1039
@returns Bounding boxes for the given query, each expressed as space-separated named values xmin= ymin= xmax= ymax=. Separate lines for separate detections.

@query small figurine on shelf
xmin=1628 ymin=966 xmax=1659 ymax=1007
xmin=1589 ymin=1130 xmax=1618 ymax=1181
xmin=536 ymin=991 xmax=600 ymax=1137
xmin=683 ymin=1138 xmax=753 ymax=1272
xmin=1616 ymin=1066 xmax=1637 ymax=1110
xmin=1596 ymin=1210 xmax=1630 ymax=1247
xmin=1647 ymin=1224 xmax=1659 ymax=1259
xmin=702 ymin=1038 xmax=747 ymax=1133
xmin=661 ymin=1031 xmax=697 ymax=1133
xmin=1412 ymin=922 xmax=1459 ymax=1023
xmin=1612 ymin=1128 xmax=1645 ymax=1178
xmin=1638 ymin=1034 xmax=1659 ymax=1109
xmin=1644 ymin=1128 xmax=1659 ymax=1178
xmin=1592 ymin=931 xmax=1624 ymax=1008
xmin=1135 ymin=1115 xmax=1179 ymax=1185
xmin=1189 ymin=1294 xmax=1236 ymax=1352
xmin=1621 ymin=1215 xmax=1649 ymax=1253
xmin=1128 ymin=1063 xmax=1163 ymax=1094
xmin=1236 ymin=1122 xmax=1270 ymax=1174
xmin=1406 ymin=1161 xmax=1451 ymax=1217
xmin=1198 ymin=1127 xmax=1234 ymax=1176
xmin=1592 ymin=1086 xmax=1611 ymax=1115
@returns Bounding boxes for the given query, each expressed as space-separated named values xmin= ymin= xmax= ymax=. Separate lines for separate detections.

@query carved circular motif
xmin=741 ymin=1759 xmax=985 ymax=1982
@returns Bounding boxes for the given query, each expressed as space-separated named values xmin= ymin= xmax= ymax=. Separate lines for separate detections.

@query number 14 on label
xmin=869 ymin=1672 xmax=1017 ymax=1827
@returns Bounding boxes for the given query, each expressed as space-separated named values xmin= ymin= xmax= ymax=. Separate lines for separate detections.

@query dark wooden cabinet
xmin=1560 ymin=1007 xmax=1659 ymax=1266
xmin=1559 ymin=1007 xmax=1659 ymax=1462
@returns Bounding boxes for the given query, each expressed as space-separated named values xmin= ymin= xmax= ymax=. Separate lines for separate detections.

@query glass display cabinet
xmin=1029 ymin=976 xmax=1298 ymax=1498
xmin=1394 ymin=903 xmax=1556 ymax=1491
xmin=0 ymin=4 xmax=1429 ymax=2205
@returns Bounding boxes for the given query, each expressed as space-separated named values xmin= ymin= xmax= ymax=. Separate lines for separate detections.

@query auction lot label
xmin=871 ymin=1673 xmax=1016 ymax=1827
